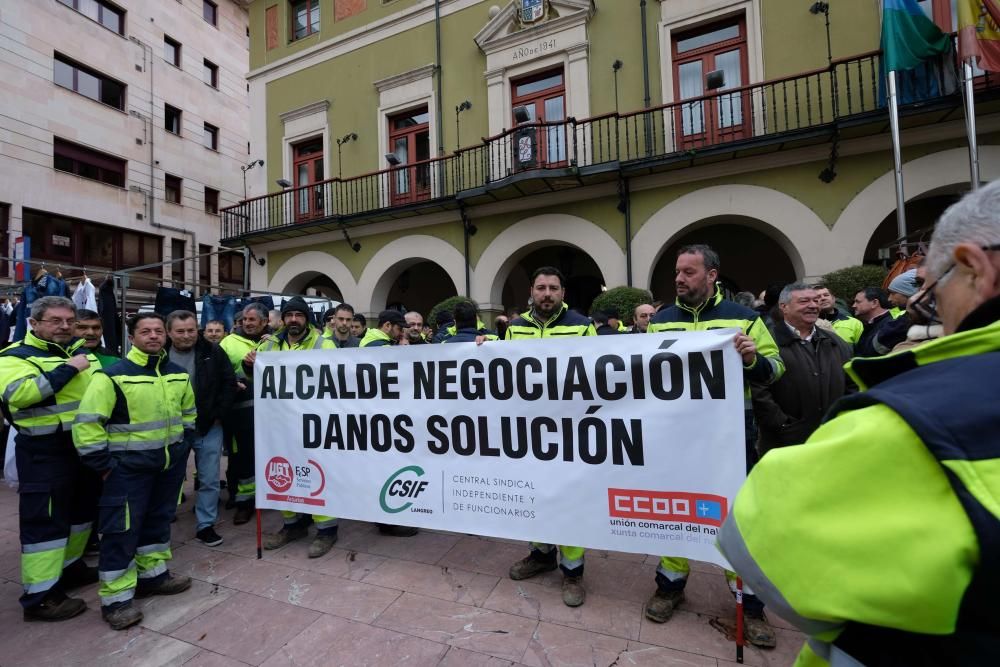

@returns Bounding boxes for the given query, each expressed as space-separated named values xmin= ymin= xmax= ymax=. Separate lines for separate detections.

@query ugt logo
xmin=379 ymin=465 xmax=428 ymax=513
xmin=265 ymin=457 xmax=293 ymax=493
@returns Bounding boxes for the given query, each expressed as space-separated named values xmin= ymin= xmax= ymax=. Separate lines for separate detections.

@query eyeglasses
xmin=36 ymin=318 xmax=76 ymax=327
xmin=909 ymin=243 xmax=1000 ymax=324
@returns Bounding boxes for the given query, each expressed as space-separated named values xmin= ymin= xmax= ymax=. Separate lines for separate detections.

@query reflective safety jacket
xmin=219 ymin=332 xmax=264 ymax=379
xmin=0 ymin=332 xmax=98 ymax=437
xmin=718 ymin=303 xmax=1000 ymax=667
xmin=360 ymin=328 xmax=393 ymax=347
xmin=820 ymin=309 xmax=863 ymax=346
xmin=72 ymin=347 xmax=196 ymax=473
xmin=648 ymin=286 xmax=784 ymax=387
xmin=505 ymin=303 xmax=596 ymax=339
xmin=259 ymin=325 xmax=336 ymax=352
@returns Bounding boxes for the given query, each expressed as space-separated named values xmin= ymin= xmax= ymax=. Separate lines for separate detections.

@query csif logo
xmin=379 ymin=465 xmax=428 ymax=513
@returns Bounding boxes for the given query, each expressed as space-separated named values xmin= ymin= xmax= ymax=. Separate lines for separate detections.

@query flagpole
xmin=962 ymin=58 xmax=981 ymax=190
xmin=887 ymin=69 xmax=908 ymax=246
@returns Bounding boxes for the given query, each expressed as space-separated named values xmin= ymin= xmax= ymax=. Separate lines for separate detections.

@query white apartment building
xmin=0 ymin=0 xmax=252 ymax=296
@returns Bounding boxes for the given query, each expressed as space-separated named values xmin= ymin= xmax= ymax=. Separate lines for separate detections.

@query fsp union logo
xmin=265 ymin=457 xmax=293 ymax=493
xmin=379 ymin=465 xmax=429 ymax=513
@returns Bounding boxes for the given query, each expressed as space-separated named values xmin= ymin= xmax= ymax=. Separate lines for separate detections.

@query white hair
xmin=778 ymin=282 xmax=813 ymax=305
xmin=927 ymin=180 xmax=1000 ymax=284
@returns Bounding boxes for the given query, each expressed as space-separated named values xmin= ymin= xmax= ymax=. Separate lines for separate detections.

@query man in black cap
xmin=359 ymin=310 xmax=405 ymax=347
xmin=247 ymin=297 xmax=341 ymax=558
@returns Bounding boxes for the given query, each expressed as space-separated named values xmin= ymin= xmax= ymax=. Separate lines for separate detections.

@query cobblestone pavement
xmin=0 ymin=471 xmax=803 ymax=666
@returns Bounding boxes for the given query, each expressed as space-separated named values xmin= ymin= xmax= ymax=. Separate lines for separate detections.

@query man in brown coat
xmin=751 ymin=282 xmax=852 ymax=456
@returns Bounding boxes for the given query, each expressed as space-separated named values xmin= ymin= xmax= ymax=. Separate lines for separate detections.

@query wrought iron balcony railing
xmin=222 ymin=48 xmax=989 ymax=242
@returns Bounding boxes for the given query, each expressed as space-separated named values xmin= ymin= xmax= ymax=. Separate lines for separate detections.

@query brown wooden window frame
xmin=289 ymin=0 xmax=320 ymax=41
xmin=203 ymin=58 xmax=219 ymax=88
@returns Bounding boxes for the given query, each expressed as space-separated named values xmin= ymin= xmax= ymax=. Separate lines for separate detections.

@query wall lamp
xmin=385 ymin=153 xmax=401 ymax=166
xmin=336 ymin=132 xmax=358 ymax=177
xmin=513 ymin=105 xmax=531 ymax=124
xmin=341 ymin=227 xmax=361 ymax=252
xmin=240 ymin=159 xmax=264 ymax=199
xmin=276 ymin=178 xmax=292 ymax=188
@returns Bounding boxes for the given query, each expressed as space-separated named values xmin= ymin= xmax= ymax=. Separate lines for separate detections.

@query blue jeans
xmin=191 ymin=424 xmax=223 ymax=530
xmin=201 ymin=295 xmax=236 ymax=331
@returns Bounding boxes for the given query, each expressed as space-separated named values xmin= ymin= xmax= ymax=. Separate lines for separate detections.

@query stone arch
xmin=356 ymin=235 xmax=466 ymax=313
xmin=266 ymin=250 xmax=360 ymax=305
xmin=471 ymin=214 xmax=626 ymax=307
xmin=633 ymin=184 xmax=833 ymax=287
xmin=832 ymin=146 xmax=1000 ymax=264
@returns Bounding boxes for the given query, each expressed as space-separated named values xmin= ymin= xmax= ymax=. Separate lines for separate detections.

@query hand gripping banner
xmin=254 ymin=331 xmax=746 ymax=569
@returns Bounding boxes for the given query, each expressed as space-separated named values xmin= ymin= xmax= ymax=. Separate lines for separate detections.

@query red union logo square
xmin=607 ymin=488 xmax=728 ymax=527
xmin=266 ymin=457 xmax=293 ymax=493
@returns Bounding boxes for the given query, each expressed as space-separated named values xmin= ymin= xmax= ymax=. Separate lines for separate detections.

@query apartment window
xmin=58 ymin=0 xmax=124 ymax=35
xmin=164 ymin=35 xmax=181 ymax=67
xmin=171 ymin=239 xmax=186 ymax=286
xmin=203 ymin=123 xmax=218 ymax=150
xmin=203 ymin=0 xmax=218 ymax=26
xmin=165 ymin=174 xmax=182 ymax=204
xmin=53 ymin=138 xmax=126 ymax=187
xmin=511 ymin=68 xmax=567 ymax=167
xmin=387 ymin=107 xmax=431 ymax=204
xmin=672 ymin=18 xmax=750 ymax=147
xmin=165 ymin=104 xmax=181 ymax=135
xmin=205 ymin=187 xmax=219 ymax=214
xmin=53 ymin=53 xmax=125 ymax=111
xmin=203 ymin=59 xmax=218 ymax=88
xmin=290 ymin=0 xmax=320 ymax=41
xmin=219 ymin=251 xmax=245 ymax=285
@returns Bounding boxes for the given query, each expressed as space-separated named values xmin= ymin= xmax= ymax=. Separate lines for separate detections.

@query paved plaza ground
xmin=0 ymin=472 xmax=804 ymax=666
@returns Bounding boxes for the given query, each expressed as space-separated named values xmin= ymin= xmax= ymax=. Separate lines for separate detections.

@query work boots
xmin=136 ymin=574 xmax=192 ymax=599
xmin=233 ymin=502 xmax=253 ymax=526
xmin=23 ymin=590 xmax=86 ymax=622
xmin=509 ymin=549 xmax=558 ymax=580
xmin=308 ymin=532 xmax=338 ymax=559
xmin=744 ymin=611 xmax=777 ymax=648
xmin=644 ymin=589 xmax=685 ymax=623
xmin=103 ymin=603 xmax=143 ymax=630
xmin=263 ymin=522 xmax=309 ymax=550
xmin=561 ymin=576 xmax=586 ymax=607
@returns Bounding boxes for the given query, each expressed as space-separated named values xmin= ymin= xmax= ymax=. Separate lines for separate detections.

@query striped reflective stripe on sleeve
xmin=16 ymin=401 xmax=80 ymax=418
xmin=3 ymin=375 xmax=54 ymax=402
xmin=75 ymin=413 xmax=105 ymax=424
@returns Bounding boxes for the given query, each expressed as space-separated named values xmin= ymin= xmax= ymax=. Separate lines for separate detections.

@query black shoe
xmin=23 ymin=591 xmax=86 ymax=622
xmin=102 ymin=603 xmax=142 ymax=630
xmin=196 ymin=526 xmax=224 ymax=547
xmin=224 ymin=496 xmax=236 ymax=510
xmin=59 ymin=561 xmax=99 ymax=590
xmin=135 ymin=574 xmax=192 ymax=599
xmin=376 ymin=523 xmax=418 ymax=537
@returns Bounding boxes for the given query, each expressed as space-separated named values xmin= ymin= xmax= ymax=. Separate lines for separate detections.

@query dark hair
xmin=76 ymin=309 xmax=100 ymax=321
xmin=763 ymin=283 xmax=784 ymax=310
xmin=600 ymin=305 xmax=619 ymax=319
xmin=677 ymin=244 xmax=720 ymax=272
xmin=353 ymin=313 xmax=367 ymax=327
xmin=530 ymin=266 xmax=565 ymax=288
xmin=453 ymin=301 xmax=477 ymax=329
xmin=166 ymin=309 xmax=197 ymax=330
xmin=494 ymin=315 xmax=509 ymax=339
xmin=857 ymin=286 xmax=889 ymax=308
xmin=335 ymin=303 xmax=355 ymax=316
xmin=128 ymin=312 xmax=165 ymax=335
xmin=205 ymin=319 xmax=226 ymax=329
xmin=591 ymin=310 xmax=611 ymax=326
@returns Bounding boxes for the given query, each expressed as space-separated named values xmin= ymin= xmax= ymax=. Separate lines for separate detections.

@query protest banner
xmin=254 ymin=330 xmax=745 ymax=569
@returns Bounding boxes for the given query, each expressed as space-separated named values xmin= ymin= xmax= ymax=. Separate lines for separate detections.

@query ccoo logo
xmin=379 ymin=465 xmax=428 ymax=513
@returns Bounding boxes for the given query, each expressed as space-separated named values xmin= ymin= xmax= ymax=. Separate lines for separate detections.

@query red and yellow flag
xmin=958 ymin=0 xmax=1000 ymax=71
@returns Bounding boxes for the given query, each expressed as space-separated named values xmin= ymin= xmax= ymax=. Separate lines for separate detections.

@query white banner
xmin=254 ymin=330 xmax=745 ymax=568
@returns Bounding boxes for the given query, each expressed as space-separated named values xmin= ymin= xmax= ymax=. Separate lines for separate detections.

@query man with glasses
xmin=0 ymin=297 xmax=100 ymax=622
xmin=322 ymin=304 xmax=360 ymax=348
xmin=719 ymin=181 xmax=1000 ymax=666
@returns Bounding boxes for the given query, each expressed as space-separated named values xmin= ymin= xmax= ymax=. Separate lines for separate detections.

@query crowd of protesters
xmin=1 ymin=181 xmax=997 ymax=665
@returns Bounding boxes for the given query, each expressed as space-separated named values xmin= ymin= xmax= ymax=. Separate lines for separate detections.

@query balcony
xmin=222 ymin=49 xmax=1000 ymax=245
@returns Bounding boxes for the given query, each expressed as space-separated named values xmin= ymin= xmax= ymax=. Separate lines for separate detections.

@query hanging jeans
xmin=154 ymin=287 xmax=197 ymax=318
xmin=98 ymin=279 xmax=120 ymax=356
xmin=201 ymin=295 xmax=236 ymax=331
